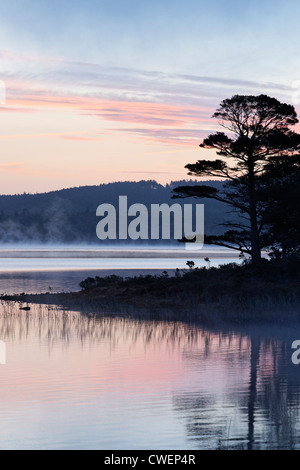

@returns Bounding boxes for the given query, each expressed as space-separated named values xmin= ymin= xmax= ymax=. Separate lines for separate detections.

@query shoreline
xmin=1 ymin=259 xmax=299 ymax=326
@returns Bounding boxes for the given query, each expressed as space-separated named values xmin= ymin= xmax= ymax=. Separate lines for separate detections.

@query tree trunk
xmin=248 ymin=158 xmax=262 ymax=263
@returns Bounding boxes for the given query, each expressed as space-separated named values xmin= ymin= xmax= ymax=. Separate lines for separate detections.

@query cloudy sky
xmin=0 ymin=0 xmax=300 ymax=194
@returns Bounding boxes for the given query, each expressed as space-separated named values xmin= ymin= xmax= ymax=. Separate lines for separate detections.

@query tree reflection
xmin=2 ymin=301 xmax=300 ymax=450
xmin=247 ymin=335 xmax=260 ymax=450
xmin=173 ymin=326 xmax=300 ymax=450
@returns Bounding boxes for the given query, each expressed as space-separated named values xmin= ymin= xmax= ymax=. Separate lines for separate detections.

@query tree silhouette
xmin=186 ymin=260 xmax=195 ymax=270
xmin=257 ymin=154 xmax=300 ymax=258
xmin=173 ymin=95 xmax=300 ymax=263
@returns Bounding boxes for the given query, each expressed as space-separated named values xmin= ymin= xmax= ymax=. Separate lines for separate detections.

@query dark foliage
xmin=174 ymin=95 xmax=300 ymax=262
xmin=78 ymin=256 xmax=300 ymax=312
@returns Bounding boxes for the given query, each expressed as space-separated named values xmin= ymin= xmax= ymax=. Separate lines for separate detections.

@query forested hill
xmin=0 ymin=180 xmax=235 ymax=244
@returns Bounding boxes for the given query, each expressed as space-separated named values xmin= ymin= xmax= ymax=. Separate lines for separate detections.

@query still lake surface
xmin=0 ymin=244 xmax=242 ymax=295
xmin=0 ymin=245 xmax=297 ymax=450
xmin=0 ymin=303 xmax=300 ymax=450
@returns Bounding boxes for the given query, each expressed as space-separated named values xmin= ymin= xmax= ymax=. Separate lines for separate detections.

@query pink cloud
xmin=113 ymin=127 xmax=209 ymax=147
xmin=0 ymin=130 xmax=89 ymax=140
xmin=3 ymin=92 xmax=213 ymax=146
xmin=8 ymin=93 xmax=207 ymax=126
xmin=0 ymin=163 xmax=24 ymax=171
xmin=61 ymin=136 xmax=104 ymax=142
xmin=0 ymin=106 xmax=37 ymax=113
xmin=2 ymin=61 xmax=215 ymax=147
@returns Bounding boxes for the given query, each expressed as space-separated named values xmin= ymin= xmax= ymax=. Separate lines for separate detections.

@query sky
xmin=0 ymin=0 xmax=300 ymax=194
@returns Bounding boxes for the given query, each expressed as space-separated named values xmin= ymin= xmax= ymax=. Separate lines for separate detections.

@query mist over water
xmin=0 ymin=245 xmax=296 ymax=450
xmin=0 ymin=242 xmax=240 ymax=255
xmin=0 ymin=244 xmax=241 ymax=294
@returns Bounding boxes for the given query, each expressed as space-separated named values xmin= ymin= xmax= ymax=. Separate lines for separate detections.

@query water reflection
xmin=0 ymin=301 xmax=299 ymax=450
xmin=0 ymin=301 xmax=206 ymax=348
xmin=174 ymin=330 xmax=300 ymax=450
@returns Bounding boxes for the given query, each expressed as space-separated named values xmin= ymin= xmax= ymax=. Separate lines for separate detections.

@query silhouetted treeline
xmin=0 ymin=180 xmax=235 ymax=244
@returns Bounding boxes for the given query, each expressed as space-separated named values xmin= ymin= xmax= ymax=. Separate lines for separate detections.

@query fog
xmin=0 ymin=243 xmax=240 ymax=259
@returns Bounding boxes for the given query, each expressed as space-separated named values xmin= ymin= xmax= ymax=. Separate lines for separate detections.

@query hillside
xmin=0 ymin=180 xmax=237 ymax=244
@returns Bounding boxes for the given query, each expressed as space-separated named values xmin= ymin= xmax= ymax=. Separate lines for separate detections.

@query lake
xmin=1 ymin=244 xmax=292 ymax=451
xmin=0 ymin=301 xmax=299 ymax=450
xmin=0 ymin=245 xmax=243 ymax=294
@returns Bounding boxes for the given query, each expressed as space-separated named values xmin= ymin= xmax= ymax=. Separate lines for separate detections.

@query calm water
xmin=0 ymin=301 xmax=300 ymax=450
xmin=0 ymin=245 xmax=242 ymax=294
